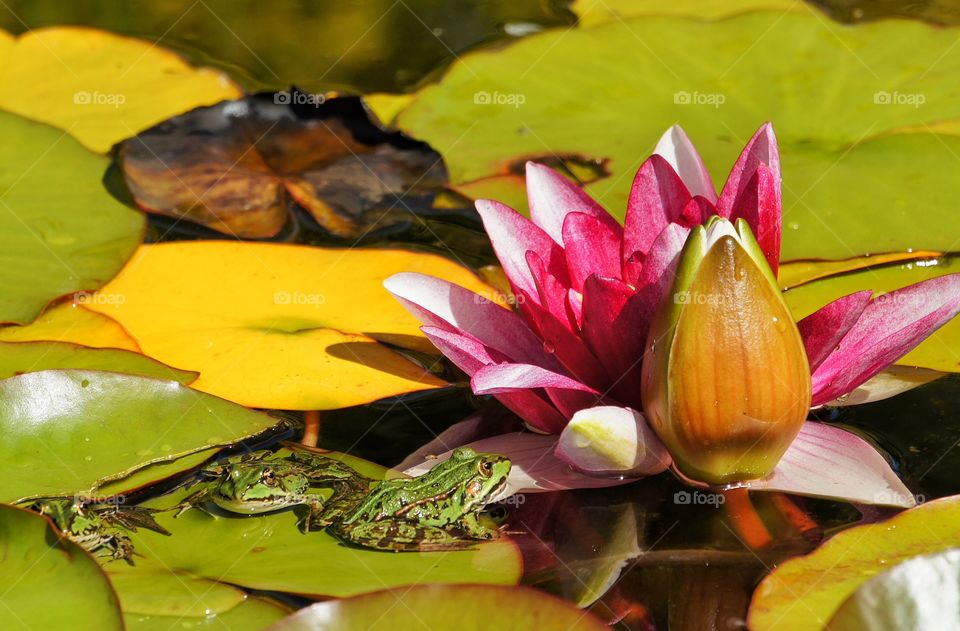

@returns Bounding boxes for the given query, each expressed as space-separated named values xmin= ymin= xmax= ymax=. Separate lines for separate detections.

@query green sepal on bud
xmin=640 ymin=218 xmax=812 ymax=484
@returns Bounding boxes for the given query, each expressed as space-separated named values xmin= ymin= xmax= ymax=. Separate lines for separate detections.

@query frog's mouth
xmin=485 ymin=474 xmax=510 ymax=504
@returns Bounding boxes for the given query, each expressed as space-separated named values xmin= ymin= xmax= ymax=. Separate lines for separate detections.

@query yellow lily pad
xmin=749 ymin=496 xmax=960 ymax=630
xmin=0 ymin=301 xmax=140 ymax=351
xmin=0 ymin=26 xmax=242 ymax=152
xmin=86 ymin=242 xmax=497 ymax=409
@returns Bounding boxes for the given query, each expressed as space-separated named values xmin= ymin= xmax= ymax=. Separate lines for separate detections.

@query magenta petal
xmin=403 ymin=432 xmax=638 ymax=495
xmin=716 ymin=123 xmax=781 ymax=221
xmin=622 ymin=154 xmax=692 ymax=264
xmin=518 ymin=296 xmax=609 ymax=389
xmin=562 ymin=212 xmax=624 ymax=292
xmin=727 ymin=163 xmax=781 ymax=273
xmin=526 ymin=251 xmax=576 ymax=331
xmin=742 ymin=422 xmax=916 ymax=508
xmin=580 ymin=276 xmax=645 ymax=407
xmin=633 ymin=223 xmax=690 ymax=312
xmin=525 ymin=161 xmax=617 ymax=243
xmin=475 ymin=198 xmax=565 ymax=301
xmin=810 ymin=274 xmax=960 ymax=406
xmin=654 ymin=125 xmax=718 ymax=202
xmin=798 ymin=290 xmax=872 ymax=371
xmin=472 ymin=363 xmax=599 ymax=395
xmin=422 ymin=326 xmax=567 ymax=432
xmin=384 ymin=272 xmax=560 ymax=370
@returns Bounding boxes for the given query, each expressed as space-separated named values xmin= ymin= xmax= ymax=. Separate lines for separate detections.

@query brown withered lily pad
xmin=117 ymin=95 xmax=447 ymax=239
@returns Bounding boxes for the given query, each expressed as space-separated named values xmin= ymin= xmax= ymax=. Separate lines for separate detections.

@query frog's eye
xmin=261 ymin=468 xmax=278 ymax=487
xmin=478 ymin=460 xmax=493 ymax=478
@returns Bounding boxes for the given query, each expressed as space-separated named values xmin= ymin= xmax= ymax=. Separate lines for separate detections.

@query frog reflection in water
xmin=176 ymin=447 xmax=512 ymax=551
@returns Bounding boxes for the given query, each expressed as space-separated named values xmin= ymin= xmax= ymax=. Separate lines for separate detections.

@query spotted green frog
xmin=176 ymin=447 xmax=512 ymax=551
xmin=27 ymin=498 xmax=169 ymax=563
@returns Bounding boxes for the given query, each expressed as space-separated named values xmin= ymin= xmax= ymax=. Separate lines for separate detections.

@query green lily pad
xmin=267 ymin=584 xmax=609 ymax=630
xmin=109 ymin=572 xmax=246 ymax=617
xmin=0 ymin=504 xmax=123 ymax=629
xmin=0 ymin=110 xmax=144 ymax=324
xmin=828 ymin=550 xmax=960 ymax=630
xmin=0 ymin=369 xmax=283 ymax=503
xmin=392 ymin=11 xmax=960 ymax=261
xmin=110 ymin=451 xmax=522 ymax=598
xmin=126 ymin=596 xmax=290 ymax=631
xmin=783 ymin=254 xmax=960 ymax=372
xmin=748 ymin=496 xmax=960 ymax=629
xmin=0 ymin=340 xmax=197 ymax=382
xmin=573 ymin=0 xmax=806 ymax=26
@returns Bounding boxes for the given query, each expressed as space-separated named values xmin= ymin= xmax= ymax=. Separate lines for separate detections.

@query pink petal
xmin=622 ymin=154 xmax=692 ymax=265
xmin=384 ymin=272 xmax=560 ymax=370
xmin=654 ymin=124 xmax=717 ymax=202
xmin=727 ymin=163 xmax=781 ymax=273
xmin=562 ymin=212 xmax=624 ymax=292
xmin=811 ymin=274 xmax=960 ymax=406
xmin=422 ymin=325 xmax=567 ymax=433
xmin=798 ymin=290 xmax=872 ymax=371
xmin=525 ymin=161 xmax=618 ymax=244
xmin=526 ymin=251 xmax=576 ymax=331
xmin=738 ymin=422 xmax=916 ymax=508
xmin=580 ymin=276 xmax=645 ymax=407
xmin=403 ymin=432 xmax=638 ymax=496
xmin=554 ymin=406 xmax=670 ymax=476
xmin=472 ymin=362 xmax=601 ymax=419
xmin=517 ymin=296 xmax=609 ymax=390
xmin=823 ymin=366 xmax=945 ymax=407
xmin=716 ymin=123 xmax=781 ymax=221
xmin=631 ymin=223 xmax=690 ymax=317
xmin=475 ymin=198 xmax=565 ymax=302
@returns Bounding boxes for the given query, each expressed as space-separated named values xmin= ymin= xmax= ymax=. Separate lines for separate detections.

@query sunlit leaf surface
xmin=0 ymin=111 xmax=144 ymax=325
xmin=85 ymin=241 xmax=498 ymax=409
xmin=0 ymin=302 xmax=140 ymax=350
xmin=267 ymin=584 xmax=607 ymax=630
xmin=0 ymin=26 xmax=242 ymax=152
xmin=391 ymin=11 xmax=960 ymax=260
xmin=0 ymin=504 xmax=123 ymax=629
xmin=0 ymin=341 xmax=196 ymax=382
xmin=0 ymin=369 xmax=282 ymax=502
xmin=749 ymin=496 xmax=960 ymax=630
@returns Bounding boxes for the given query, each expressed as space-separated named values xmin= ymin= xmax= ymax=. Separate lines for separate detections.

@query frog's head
xmin=454 ymin=449 xmax=512 ymax=514
xmin=216 ymin=464 xmax=310 ymax=514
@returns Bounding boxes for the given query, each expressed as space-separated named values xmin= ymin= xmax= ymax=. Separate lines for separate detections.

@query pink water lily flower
xmin=386 ymin=123 xmax=960 ymax=508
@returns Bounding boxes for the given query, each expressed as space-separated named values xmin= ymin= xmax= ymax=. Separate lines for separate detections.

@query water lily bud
xmin=641 ymin=217 xmax=811 ymax=484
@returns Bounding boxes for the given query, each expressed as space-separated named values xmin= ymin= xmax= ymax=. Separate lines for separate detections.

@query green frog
xmin=176 ymin=447 xmax=512 ymax=551
xmin=27 ymin=498 xmax=170 ymax=563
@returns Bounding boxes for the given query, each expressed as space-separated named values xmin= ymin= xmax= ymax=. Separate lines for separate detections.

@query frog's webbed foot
xmin=335 ymin=521 xmax=483 ymax=552
xmin=456 ymin=512 xmax=503 ymax=541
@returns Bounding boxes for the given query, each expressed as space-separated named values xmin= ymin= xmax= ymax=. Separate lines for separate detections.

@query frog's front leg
xmin=170 ymin=487 xmax=213 ymax=518
xmin=294 ymin=496 xmax=326 ymax=533
xmin=454 ymin=512 xmax=502 ymax=541
xmin=335 ymin=520 xmax=480 ymax=552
